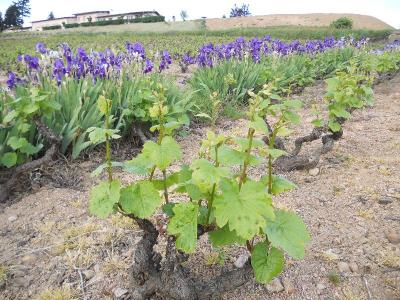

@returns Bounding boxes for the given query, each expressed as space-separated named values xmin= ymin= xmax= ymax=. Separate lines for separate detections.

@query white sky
xmin=0 ymin=0 xmax=399 ymax=28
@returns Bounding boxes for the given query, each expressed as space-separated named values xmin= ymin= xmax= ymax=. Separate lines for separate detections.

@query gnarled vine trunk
xmin=129 ymin=217 xmax=253 ymax=300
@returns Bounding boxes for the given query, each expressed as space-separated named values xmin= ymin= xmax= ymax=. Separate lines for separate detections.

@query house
xmin=31 ymin=10 xmax=160 ymax=31
xmin=96 ymin=11 xmax=160 ymax=21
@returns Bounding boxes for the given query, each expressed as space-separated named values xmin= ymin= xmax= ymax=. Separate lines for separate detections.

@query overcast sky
xmin=0 ymin=0 xmax=399 ymax=28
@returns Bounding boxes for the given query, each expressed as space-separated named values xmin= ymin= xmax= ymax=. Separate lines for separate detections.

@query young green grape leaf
xmin=1 ymin=152 xmax=17 ymax=168
xmin=261 ymin=175 xmax=297 ymax=195
xmin=264 ymin=209 xmax=310 ymax=259
xmin=233 ymin=137 xmax=265 ymax=151
xmin=311 ymin=119 xmax=324 ymax=127
xmin=89 ymin=180 xmax=120 ymax=219
xmin=249 ymin=116 xmax=269 ymax=134
xmin=251 ymin=242 xmax=284 ymax=284
xmin=97 ymin=95 xmax=109 ymax=115
xmin=191 ymin=159 xmax=230 ymax=192
xmin=328 ymin=120 xmax=341 ymax=132
xmin=142 ymin=136 xmax=182 ymax=170
xmin=217 ymin=145 xmax=245 ymax=166
xmin=162 ymin=203 xmax=176 ymax=217
xmin=276 ymin=126 xmax=292 ymax=137
xmin=267 ymin=148 xmax=287 ymax=159
xmin=213 ymin=179 xmax=274 ymax=240
xmin=167 ymin=202 xmax=198 ymax=253
xmin=119 ymin=181 xmax=161 ymax=218
xmin=91 ymin=161 xmax=124 ymax=177
xmin=124 ymin=154 xmax=154 ymax=175
xmin=208 ymin=226 xmax=246 ymax=247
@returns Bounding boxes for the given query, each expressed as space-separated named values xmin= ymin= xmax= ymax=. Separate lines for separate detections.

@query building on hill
xmin=97 ymin=11 xmax=160 ymax=21
xmin=31 ymin=10 xmax=160 ymax=31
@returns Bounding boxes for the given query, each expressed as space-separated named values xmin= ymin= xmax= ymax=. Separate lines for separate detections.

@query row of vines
xmin=0 ymin=35 xmax=400 ymax=298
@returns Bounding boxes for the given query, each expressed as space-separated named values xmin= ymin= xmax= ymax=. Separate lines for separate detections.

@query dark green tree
xmin=3 ymin=0 xmax=30 ymax=28
xmin=0 ymin=12 xmax=4 ymax=31
xmin=4 ymin=4 xmax=19 ymax=28
xmin=48 ymin=11 xmax=55 ymax=20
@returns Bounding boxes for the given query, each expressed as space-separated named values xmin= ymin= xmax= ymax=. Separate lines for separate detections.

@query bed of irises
xmin=0 ymin=36 xmax=399 ymax=169
xmin=6 ymin=36 xmax=370 ymax=89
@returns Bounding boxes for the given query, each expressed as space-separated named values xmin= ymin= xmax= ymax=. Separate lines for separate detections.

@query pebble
xmin=349 ymin=262 xmax=358 ymax=273
xmin=283 ymin=278 xmax=296 ymax=294
xmin=267 ymin=278 xmax=284 ymax=293
xmin=83 ymin=269 xmax=95 ymax=280
xmin=308 ymin=168 xmax=320 ymax=176
xmin=323 ymin=249 xmax=340 ymax=260
xmin=20 ymin=255 xmax=36 ymax=265
xmin=378 ymin=196 xmax=393 ymax=205
xmin=316 ymin=283 xmax=325 ymax=295
xmin=337 ymin=261 xmax=351 ymax=273
xmin=113 ymin=287 xmax=128 ymax=299
xmin=8 ymin=215 xmax=17 ymax=222
xmin=386 ymin=231 xmax=400 ymax=244
xmin=234 ymin=253 xmax=249 ymax=268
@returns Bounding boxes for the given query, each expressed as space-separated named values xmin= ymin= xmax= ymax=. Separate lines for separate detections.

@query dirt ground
xmin=206 ymin=13 xmax=393 ymax=30
xmin=0 ymin=74 xmax=399 ymax=300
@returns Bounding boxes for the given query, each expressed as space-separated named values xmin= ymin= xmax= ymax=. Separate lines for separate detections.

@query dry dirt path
xmin=0 ymin=75 xmax=399 ymax=299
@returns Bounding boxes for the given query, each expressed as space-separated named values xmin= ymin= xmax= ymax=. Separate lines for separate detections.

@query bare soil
xmin=206 ymin=13 xmax=393 ymax=30
xmin=0 ymin=75 xmax=399 ymax=299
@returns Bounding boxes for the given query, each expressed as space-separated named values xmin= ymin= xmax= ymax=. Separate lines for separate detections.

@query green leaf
xmin=120 ymin=181 xmax=161 ymax=218
xmin=213 ymin=179 xmax=274 ymax=240
xmin=3 ymin=110 xmax=18 ymax=124
xmin=233 ymin=137 xmax=265 ymax=151
xmin=124 ymin=154 xmax=154 ymax=175
xmin=195 ymin=112 xmax=212 ymax=120
xmin=261 ymin=175 xmax=297 ymax=195
xmin=331 ymin=108 xmax=351 ymax=119
xmin=191 ymin=159 xmax=230 ymax=192
xmin=208 ymin=226 xmax=246 ymax=247
xmin=264 ymin=209 xmax=310 ymax=259
xmin=328 ymin=121 xmax=341 ymax=132
xmin=7 ymin=136 xmax=26 ymax=150
xmin=97 ymin=95 xmax=109 ymax=115
xmin=91 ymin=161 xmax=124 ymax=177
xmin=1 ymin=152 xmax=17 ymax=168
xmin=311 ymin=119 xmax=324 ymax=127
xmin=268 ymin=148 xmax=287 ymax=159
xmin=162 ymin=203 xmax=176 ymax=217
xmin=276 ymin=126 xmax=292 ymax=137
xmin=142 ymin=136 xmax=182 ymax=170
xmin=89 ymin=180 xmax=120 ymax=219
xmin=249 ymin=116 xmax=268 ymax=134
xmin=217 ymin=145 xmax=245 ymax=166
xmin=251 ymin=242 xmax=284 ymax=284
xmin=167 ymin=202 xmax=198 ymax=253
xmin=20 ymin=142 xmax=42 ymax=155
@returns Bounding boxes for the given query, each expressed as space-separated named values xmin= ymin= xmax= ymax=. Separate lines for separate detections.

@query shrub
xmin=128 ymin=16 xmax=165 ymax=23
xmin=330 ymin=17 xmax=353 ymax=29
xmin=42 ymin=25 xmax=61 ymax=31
xmin=64 ymin=23 xmax=80 ymax=29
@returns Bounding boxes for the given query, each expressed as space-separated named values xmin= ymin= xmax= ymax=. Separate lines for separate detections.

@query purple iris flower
xmin=53 ymin=59 xmax=66 ymax=85
xmin=144 ymin=59 xmax=153 ymax=73
xmin=6 ymin=72 xmax=21 ymax=89
xmin=35 ymin=42 xmax=47 ymax=54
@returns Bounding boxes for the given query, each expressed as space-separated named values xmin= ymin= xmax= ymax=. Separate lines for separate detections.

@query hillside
xmin=207 ymin=13 xmax=394 ymax=30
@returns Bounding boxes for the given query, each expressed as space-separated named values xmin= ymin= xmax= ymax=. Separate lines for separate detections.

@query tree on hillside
xmin=180 ymin=10 xmax=188 ymax=21
xmin=15 ymin=0 xmax=30 ymax=19
xmin=0 ymin=12 xmax=4 ymax=31
xmin=3 ymin=0 xmax=30 ymax=28
xmin=48 ymin=11 xmax=55 ymax=20
xmin=4 ymin=4 xmax=19 ymax=28
xmin=230 ymin=3 xmax=251 ymax=18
